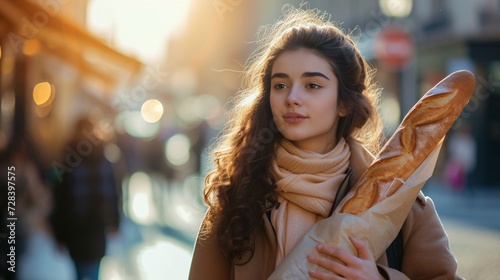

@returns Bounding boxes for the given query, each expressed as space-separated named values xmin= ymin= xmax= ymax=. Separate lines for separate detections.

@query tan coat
xmin=189 ymin=141 xmax=462 ymax=279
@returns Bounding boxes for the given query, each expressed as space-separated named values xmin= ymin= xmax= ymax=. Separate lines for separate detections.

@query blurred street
xmin=2 ymin=1 xmax=500 ymax=280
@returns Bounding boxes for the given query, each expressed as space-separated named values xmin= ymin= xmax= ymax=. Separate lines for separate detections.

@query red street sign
xmin=373 ymin=25 xmax=414 ymax=71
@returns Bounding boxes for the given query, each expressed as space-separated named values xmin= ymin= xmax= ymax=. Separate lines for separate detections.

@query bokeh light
xmin=123 ymin=111 xmax=160 ymax=138
xmin=176 ymin=96 xmax=199 ymax=126
xmin=104 ymin=143 xmax=122 ymax=163
xmin=33 ymin=82 xmax=55 ymax=106
xmin=127 ymin=172 xmax=157 ymax=225
xmin=1 ymin=90 xmax=15 ymax=116
xmin=194 ymin=94 xmax=221 ymax=120
xmin=134 ymin=239 xmax=191 ymax=280
xmin=165 ymin=133 xmax=191 ymax=166
xmin=381 ymin=95 xmax=401 ymax=133
xmin=1 ymin=56 xmax=14 ymax=75
xmin=141 ymin=99 xmax=164 ymax=123
xmin=176 ymin=94 xmax=222 ymax=127
xmin=98 ymin=257 xmax=123 ymax=280
xmin=22 ymin=39 xmax=41 ymax=56
xmin=379 ymin=0 xmax=413 ymax=18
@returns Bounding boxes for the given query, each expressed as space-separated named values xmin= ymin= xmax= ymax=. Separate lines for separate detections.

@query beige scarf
xmin=270 ymin=138 xmax=351 ymax=266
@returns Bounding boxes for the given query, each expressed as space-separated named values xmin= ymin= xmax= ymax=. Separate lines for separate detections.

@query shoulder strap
xmin=329 ymin=168 xmax=352 ymax=217
xmin=386 ymin=229 xmax=404 ymax=271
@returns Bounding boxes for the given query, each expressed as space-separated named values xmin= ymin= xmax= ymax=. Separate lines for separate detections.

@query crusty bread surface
xmin=341 ymin=70 xmax=476 ymax=215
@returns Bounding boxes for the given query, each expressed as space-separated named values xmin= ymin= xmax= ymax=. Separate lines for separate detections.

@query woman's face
xmin=270 ymin=48 xmax=345 ymax=153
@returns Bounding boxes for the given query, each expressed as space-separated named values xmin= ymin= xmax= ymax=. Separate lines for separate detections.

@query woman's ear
xmin=338 ymin=104 xmax=348 ymax=117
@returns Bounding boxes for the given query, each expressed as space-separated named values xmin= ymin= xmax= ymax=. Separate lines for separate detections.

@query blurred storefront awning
xmin=0 ymin=0 xmax=143 ymax=88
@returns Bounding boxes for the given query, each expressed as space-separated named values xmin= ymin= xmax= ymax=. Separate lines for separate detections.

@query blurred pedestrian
xmin=52 ymin=116 xmax=120 ymax=280
xmin=0 ymin=135 xmax=75 ymax=280
xmin=189 ymin=5 xmax=462 ymax=280
xmin=444 ymin=122 xmax=477 ymax=192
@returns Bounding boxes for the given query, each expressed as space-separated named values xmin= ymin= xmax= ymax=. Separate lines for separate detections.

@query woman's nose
xmin=286 ymin=86 xmax=302 ymax=107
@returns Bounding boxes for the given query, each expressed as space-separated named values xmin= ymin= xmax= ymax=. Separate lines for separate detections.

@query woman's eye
xmin=274 ymin=83 xmax=287 ymax=89
xmin=306 ymin=83 xmax=321 ymax=89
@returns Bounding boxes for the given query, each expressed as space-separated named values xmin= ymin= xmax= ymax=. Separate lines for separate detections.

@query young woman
xmin=189 ymin=6 xmax=462 ymax=280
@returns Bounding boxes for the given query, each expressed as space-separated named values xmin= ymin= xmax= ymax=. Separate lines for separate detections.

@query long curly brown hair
xmin=201 ymin=5 xmax=384 ymax=265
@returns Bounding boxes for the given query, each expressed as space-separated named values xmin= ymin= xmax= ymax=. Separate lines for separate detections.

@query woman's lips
xmin=283 ymin=112 xmax=307 ymax=123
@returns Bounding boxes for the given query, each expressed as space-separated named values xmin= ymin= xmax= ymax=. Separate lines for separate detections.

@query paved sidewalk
xmin=442 ymin=219 xmax=500 ymax=280
xmin=98 ymin=215 xmax=194 ymax=280
xmin=424 ymin=182 xmax=500 ymax=280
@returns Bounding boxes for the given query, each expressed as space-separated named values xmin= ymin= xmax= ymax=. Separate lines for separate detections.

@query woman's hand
xmin=307 ymin=236 xmax=385 ymax=280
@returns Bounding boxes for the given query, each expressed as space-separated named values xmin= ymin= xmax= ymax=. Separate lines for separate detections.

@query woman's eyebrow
xmin=270 ymin=72 xmax=330 ymax=81
xmin=302 ymin=71 xmax=330 ymax=80
xmin=271 ymin=72 xmax=288 ymax=79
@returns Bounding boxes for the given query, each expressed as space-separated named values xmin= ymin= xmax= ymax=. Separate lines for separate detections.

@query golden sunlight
xmin=87 ymin=0 xmax=192 ymax=64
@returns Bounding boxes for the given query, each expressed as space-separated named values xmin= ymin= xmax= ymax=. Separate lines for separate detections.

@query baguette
xmin=341 ymin=70 xmax=475 ymax=215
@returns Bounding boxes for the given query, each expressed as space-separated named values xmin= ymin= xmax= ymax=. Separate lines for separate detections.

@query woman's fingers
xmin=307 ymin=245 xmax=350 ymax=277
xmin=308 ymin=239 xmax=383 ymax=280
xmin=308 ymin=267 xmax=345 ymax=280
xmin=315 ymin=243 xmax=356 ymax=266
xmin=349 ymin=236 xmax=373 ymax=261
